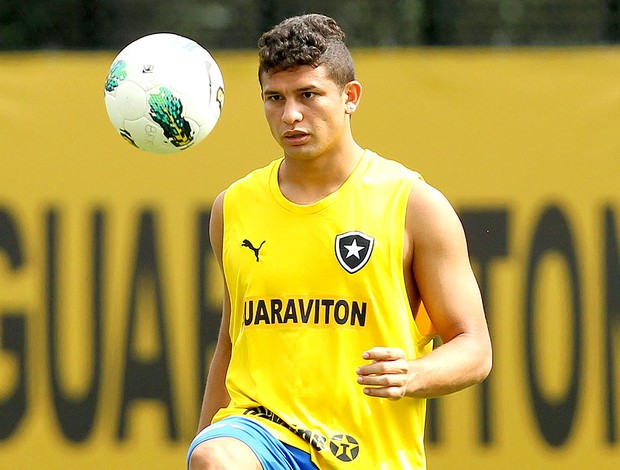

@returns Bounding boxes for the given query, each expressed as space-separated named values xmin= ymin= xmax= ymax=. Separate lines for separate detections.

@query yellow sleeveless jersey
xmin=213 ymin=150 xmax=434 ymax=469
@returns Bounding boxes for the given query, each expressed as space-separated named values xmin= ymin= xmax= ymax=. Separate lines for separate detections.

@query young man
xmin=187 ymin=13 xmax=491 ymax=470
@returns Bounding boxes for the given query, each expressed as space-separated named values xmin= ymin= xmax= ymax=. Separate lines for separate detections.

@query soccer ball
xmin=104 ymin=33 xmax=224 ymax=154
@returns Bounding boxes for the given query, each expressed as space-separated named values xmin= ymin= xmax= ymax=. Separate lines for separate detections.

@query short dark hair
xmin=258 ymin=14 xmax=356 ymax=89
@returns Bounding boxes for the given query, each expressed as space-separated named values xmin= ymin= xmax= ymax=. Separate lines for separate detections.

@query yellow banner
xmin=0 ymin=48 xmax=619 ymax=469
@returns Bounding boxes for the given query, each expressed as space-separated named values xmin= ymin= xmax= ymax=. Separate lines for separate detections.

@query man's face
xmin=261 ymin=65 xmax=350 ymax=160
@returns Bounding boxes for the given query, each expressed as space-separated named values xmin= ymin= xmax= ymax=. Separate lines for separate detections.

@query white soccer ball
xmin=104 ymin=33 xmax=224 ymax=154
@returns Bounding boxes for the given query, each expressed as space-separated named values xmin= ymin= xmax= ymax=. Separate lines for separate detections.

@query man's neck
xmin=278 ymin=144 xmax=365 ymax=205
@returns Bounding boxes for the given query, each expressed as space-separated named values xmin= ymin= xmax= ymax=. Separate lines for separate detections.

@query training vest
xmin=214 ymin=150 xmax=434 ymax=469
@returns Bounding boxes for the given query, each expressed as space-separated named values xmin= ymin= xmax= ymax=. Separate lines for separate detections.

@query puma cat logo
xmin=242 ymin=239 xmax=265 ymax=262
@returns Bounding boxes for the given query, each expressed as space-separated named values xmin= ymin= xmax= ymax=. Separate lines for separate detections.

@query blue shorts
xmin=187 ymin=416 xmax=318 ymax=470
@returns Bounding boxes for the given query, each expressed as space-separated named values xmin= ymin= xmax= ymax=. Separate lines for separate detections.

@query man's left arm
xmin=356 ymin=181 xmax=492 ymax=399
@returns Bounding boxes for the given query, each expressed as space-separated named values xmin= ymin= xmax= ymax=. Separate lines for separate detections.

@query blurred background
xmin=1 ymin=1 xmax=620 ymax=469
xmin=3 ymin=0 xmax=620 ymax=49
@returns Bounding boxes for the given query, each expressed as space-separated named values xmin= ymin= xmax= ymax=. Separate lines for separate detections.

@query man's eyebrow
xmin=297 ymin=84 xmax=321 ymax=91
xmin=263 ymin=84 xmax=322 ymax=96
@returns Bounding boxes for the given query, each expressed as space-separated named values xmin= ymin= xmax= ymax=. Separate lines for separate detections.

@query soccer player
xmin=187 ymin=13 xmax=492 ymax=470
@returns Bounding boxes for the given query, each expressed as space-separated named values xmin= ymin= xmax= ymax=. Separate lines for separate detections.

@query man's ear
xmin=344 ymin=80 xmax=362 ymax=114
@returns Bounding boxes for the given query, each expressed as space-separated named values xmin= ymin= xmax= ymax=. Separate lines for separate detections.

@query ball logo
xmin=329 ymin=434 xmax=360 ymax=462
xmin=119 ymin=129 xmax=137 ymax=148
xmin=148 ymin=87 xmax=194 ymax=148
xmin=335 ymin=231 xmax=374 ymax=274
xmin=104 ymin=60 xmax=126 ymax=92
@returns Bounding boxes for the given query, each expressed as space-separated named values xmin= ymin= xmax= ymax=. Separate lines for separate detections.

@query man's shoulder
xmin=365 ymin=149 xmax=423 ymax=184
xmin=227 ymin=158 xmax=282 ymax=193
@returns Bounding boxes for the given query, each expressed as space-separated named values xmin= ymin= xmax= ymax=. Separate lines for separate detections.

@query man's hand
xmin=356 ymin=347 xmax=412 ymax=400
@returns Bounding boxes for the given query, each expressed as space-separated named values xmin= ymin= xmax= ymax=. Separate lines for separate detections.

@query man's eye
xmin=267 ymin=95 xmax=282 ymax=101
xmin=303 ymin=92 xmax=315 ymax=99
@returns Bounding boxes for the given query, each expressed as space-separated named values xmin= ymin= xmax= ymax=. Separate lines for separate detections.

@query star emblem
xmin=344 ymin=239 xmax=364 ymax=259
xmin=329 ymin=434 xmax=360 ymax=462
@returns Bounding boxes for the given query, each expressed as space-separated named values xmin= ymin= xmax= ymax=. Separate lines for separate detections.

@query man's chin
xmin=282 ymin=145 xmax=317 ymax=160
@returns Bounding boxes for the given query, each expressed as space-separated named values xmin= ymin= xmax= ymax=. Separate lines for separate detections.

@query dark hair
xmin=258 ymin=14 xmax=355 ymax=89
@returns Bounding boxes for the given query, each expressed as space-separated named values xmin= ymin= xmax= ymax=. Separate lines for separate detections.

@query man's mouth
xmin=283 ymin=131 xmax=310 ymax=145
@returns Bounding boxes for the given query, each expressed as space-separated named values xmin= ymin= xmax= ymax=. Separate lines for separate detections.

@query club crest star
xmin=344 ymin=239 xmax=364 ymax=259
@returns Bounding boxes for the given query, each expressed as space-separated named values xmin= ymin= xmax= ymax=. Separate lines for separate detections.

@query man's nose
xmin=282 ymin=100 xmax=303 ymax=124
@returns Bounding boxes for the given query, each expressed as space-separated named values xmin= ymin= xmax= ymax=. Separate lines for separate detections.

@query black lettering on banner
xmin=0 ymin=208 xmax=27 ymax=440
xmin=117 ymin=210 xmax=178 ymax=440
xmin=0 ymin=314 xmax=26 ymax=440
xmin=604 ymin=205 xmax=620 ymax=443
xmin=427 ymin=208 xmax=510 ymax=445
xmin=196 ymin=209 xmax=221 ymax=416
xmin=459 ymin=208 xmax=510 ymax=444
xmin=46 ymin=208 xmax=103 ymax=442
xmin=525 ymin=205 xmax=582 ymax=447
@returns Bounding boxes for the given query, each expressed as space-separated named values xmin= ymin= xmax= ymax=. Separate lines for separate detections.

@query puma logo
xmin=242 ymin=239 xmax=265 ymax=262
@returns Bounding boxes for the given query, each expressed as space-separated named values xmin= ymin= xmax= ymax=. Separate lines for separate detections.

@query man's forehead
xmin=260 ymin=64 xmax=335 ymax=91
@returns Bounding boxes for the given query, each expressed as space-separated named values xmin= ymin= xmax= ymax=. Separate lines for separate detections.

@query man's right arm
xmin=197 ymin=191 xmax=232 ymax=432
